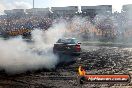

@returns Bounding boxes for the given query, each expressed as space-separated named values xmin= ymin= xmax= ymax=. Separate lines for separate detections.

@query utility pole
xmin=33 ymin=0 xmax=34 ymax=8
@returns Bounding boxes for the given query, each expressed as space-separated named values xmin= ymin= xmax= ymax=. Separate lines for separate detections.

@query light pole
xmin=33 ymin=0 xmax=34 ymax=8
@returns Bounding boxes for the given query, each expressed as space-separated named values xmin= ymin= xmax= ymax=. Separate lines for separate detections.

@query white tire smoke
xmin=0 ymin=22 xmax=67 ymax=74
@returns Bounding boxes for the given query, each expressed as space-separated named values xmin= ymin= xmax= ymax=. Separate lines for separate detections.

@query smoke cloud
xmin=0 ymin=22 xmax=66 ymax=74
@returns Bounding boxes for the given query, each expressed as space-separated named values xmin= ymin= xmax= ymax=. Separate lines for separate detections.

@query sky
xmin=0 ymin=0 xmax=132 ymax=14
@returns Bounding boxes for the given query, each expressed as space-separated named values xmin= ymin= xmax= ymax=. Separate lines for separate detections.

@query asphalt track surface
xmin=0 ymin=45 xmax=132 ymax=88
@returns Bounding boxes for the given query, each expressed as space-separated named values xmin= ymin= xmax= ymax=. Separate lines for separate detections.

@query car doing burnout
xmin=53 ymin=38 xmax=81 ymax=55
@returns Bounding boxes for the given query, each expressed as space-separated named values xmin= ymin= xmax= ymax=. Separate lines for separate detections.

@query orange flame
xmin=78 ymin=66 xmax=86 ymax=76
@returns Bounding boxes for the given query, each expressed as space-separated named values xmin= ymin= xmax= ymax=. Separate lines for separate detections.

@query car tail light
xmin=75 ymin=44 xmax=81 ymax=52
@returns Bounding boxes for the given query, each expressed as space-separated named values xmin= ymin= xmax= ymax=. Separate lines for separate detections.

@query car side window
xmin=57 ymin=39 xmax=65 ymax=43
xmin=71 ymin=39 xmax=75 ymax=44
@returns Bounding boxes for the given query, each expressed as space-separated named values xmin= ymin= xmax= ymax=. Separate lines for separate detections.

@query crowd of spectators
xmin=0 ymin=15 xmax=53 ymax=32
xmin=0 ymin=10 xmax=131 ymax=42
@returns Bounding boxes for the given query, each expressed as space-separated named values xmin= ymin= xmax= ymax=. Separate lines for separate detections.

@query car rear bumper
xmin=53 ymin=50 xmax=81 ymax=56
xmin=71 ymin=52 xmax=81 ymax=56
